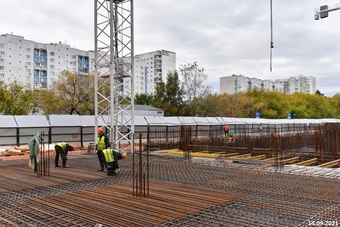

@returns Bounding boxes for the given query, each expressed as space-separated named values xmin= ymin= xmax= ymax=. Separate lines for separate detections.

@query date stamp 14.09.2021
xmin=308 ymin=220 xmax=338 ymax=226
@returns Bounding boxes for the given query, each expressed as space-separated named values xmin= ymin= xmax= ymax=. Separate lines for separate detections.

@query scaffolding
xmin=94 ymin=0 xmax=134 ymax=152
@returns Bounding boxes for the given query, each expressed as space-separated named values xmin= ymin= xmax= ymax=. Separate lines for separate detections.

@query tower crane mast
xmin=315 ymin=2 xmax=340 ymax=20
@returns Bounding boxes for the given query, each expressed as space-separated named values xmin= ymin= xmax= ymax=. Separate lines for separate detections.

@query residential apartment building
xmin=220 ymin=74 xmax=316 ymax=95
xmin=285 ymin=75 xmax=316 ymax=94
xmin=133 ymin=50 xmax=176 ymax=95
xmin=220 ymin=74 xmax=276 ymax=94
xmin=0 ymin=33 xmax=176 ymax=96
xmin=0 ymin=33 xmax=93 ymax=89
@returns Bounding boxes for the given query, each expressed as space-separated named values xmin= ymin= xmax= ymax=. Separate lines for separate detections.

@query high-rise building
xmin=220 ymin=74 xmax=316 ymax=95
xmin=0 ymin=34 xmax=176 ymax=96
xmin=0 ymin=33 xmax=93 ymax=89
xmin=133 ymin=50 xmax=176 ymax=95
xmin=285 ymin=75 xmax=316 ymax=94
xmin=220 ymin=74 xmax=276 ymax=94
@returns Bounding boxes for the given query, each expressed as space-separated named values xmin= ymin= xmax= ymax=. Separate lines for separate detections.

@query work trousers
xmin=55 ymin=145 xmax=67 ymax=167
xmin=106 ymin=151 xmax=120 ymax=176
xmin=97 ymin=150 xmax=107 ymax=170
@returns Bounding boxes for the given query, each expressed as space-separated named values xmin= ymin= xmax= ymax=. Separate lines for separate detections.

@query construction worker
xmin=97 ymin=128 xmax=109 ymax=171
xmin=224 ymin=124 xmax=229 ymax=137
xmin=54 ymin=142 xmax=74 ymax=168
xmin=102 ymin=148 xmax=127 ymax=176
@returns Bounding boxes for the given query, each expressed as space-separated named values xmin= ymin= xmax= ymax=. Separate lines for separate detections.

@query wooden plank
xmin=318 ymin=159 xmax=340 ymax=168
xmin=284 ymin=157 xmax=299 ymax=164
xmin=228 ymin=153 xmax=251 ymax=158
xmin=247 ymin=154 xmax=266 ymax=160
xmin=296 ymin=158 xmax=318 ymax=166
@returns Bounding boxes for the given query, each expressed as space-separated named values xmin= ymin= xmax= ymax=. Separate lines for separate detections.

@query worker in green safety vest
xmin=97 ymin=128 xmax=109 ymax=171
xmin=54 ymin=142 xmax=74 ymax=168
xmin=102 ymin=148 xmax=127 ymax=176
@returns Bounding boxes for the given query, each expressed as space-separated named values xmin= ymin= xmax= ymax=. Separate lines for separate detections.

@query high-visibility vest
xmin=57 ymin=142 xmax=66 ymax=150
xmin=102 ymin=149 xmax=114 ymax=162
xmin=97 ymin=135 xmax=106 ymax=150
xmin=224 ymin=125 xmax=229 ymax=131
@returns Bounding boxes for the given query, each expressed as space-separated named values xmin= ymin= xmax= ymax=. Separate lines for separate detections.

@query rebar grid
xmin=0 ymin=153 xmax=339 ymax=226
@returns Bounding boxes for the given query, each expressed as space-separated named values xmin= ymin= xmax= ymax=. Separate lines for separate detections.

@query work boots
xmin=98 ymin=162 xmax=105 ymax=171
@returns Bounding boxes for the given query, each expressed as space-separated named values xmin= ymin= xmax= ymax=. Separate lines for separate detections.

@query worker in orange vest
xmin=224 ymin=124 xmax=229 ymax=137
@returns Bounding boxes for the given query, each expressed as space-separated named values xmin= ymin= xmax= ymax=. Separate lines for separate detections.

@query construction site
xmin=0 ymin=120 xmax=340 ymax=226
xmin=0 ymin=0 xmax=339 ymax=225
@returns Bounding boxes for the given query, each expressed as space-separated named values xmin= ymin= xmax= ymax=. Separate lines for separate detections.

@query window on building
xmin=50 ymin=52 xmax=55 ymax=56
xmin=0 ymin=44 xmax=4 ymax=48
xmin=26 ymin=48 xmax=31 ymax=51
xmin=0 ymin=51 xmax=4 ymax=55
xmin=0 ymin=66 xmax=4 ymax=70
xmin=26 ymin=55 xmax=31 ymax=59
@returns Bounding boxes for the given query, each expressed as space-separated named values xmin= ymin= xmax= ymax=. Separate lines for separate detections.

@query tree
xmin=0 ymin=81 xmax=35 ymax=115
xmin=179 ymin=62 xmax=212 ymax=101
xmin=315 ymin=89 xmax=324 ymax=96
xmin=38 ymin=71 xmax=94 ymax=115
xmin=179 ymin=62 xmax=212 ymax=115
xmin=153 ymin=71 xmax=185 ymax=116
xmin=135 ymin=93 xmax=154 ymax=105
xmin=247 ymin=90 xmax=290 ymax=119
xmin=194 ymin=93 xmax=220 ymax=117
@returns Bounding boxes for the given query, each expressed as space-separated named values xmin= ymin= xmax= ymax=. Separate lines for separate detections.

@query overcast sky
xmin=1 ymin=0 xmax=340 ymax=96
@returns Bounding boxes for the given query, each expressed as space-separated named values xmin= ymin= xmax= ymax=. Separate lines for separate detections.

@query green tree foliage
xmin=218 ymin=93 xmax=234 ymax=117
xmin=213 ymin=90 xmax=340 ymax=119
xmin=135 ymin=93 xmax=154 ymax=105
xmin=315 ymin=89 xmax=324 ymax=96
xmin=246 ymin=90 xmax=290 ymax=119
xmin=0 ymin=81 xmax=35 ymax=115
xmin=38 ymin=71 xmax=94 ymax=115
xmin=331 ymin=94 xmax=340 ymax=117
xmin=153 ymin=71 xmax=185 ymax=116
xmin=193 ymin=93 xmax=220 ymax=117
xmin=289 ymin=93 xmax=337 ymax=118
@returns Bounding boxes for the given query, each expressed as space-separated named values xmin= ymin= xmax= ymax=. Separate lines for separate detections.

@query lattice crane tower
xmin=94 ymin=0 xmax=134 ymax=152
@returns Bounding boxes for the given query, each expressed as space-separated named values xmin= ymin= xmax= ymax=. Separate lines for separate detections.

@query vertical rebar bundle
xmin=133 ymin=133 xmax=149 ymax=197
xmin=37 ymin=131 xmax=50 ymax=177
